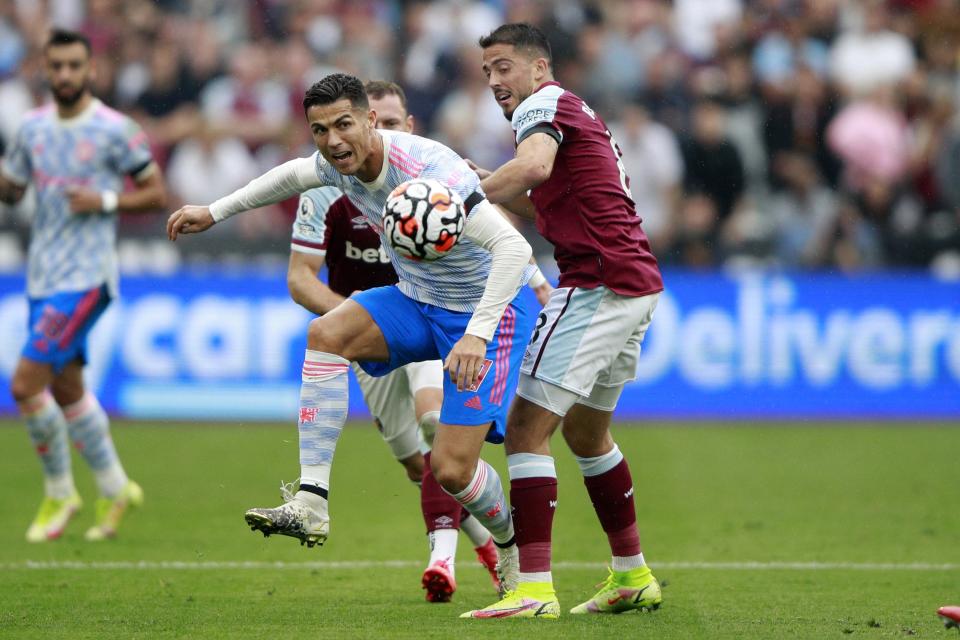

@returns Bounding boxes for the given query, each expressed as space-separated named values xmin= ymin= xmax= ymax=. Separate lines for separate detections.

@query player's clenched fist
xmin=167 ymin=205 xmax=215 ymax=240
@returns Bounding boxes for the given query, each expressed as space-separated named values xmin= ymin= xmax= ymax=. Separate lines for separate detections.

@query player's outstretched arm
xmin=479 ymin=132 xmax=558 ymax=205
xmin=167 ymin=156 xmax=323 ymax=241
xmin=287 ymin=250 xmax=346 ymax=316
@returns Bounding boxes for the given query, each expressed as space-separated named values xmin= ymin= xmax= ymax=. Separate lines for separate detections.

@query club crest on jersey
xmin=467 ymin=359 xmax=494 ymax=392
xmin=299 ymin=407 xmax=319 ymax=423
xmin=75 ymin=140 xmax=96 ymax=163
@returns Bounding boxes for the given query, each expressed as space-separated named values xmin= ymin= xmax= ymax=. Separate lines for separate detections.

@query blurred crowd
xmin=2 ymin=0 xmax=960 ymax=276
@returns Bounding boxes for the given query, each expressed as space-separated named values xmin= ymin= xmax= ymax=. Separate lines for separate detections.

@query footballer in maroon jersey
xmin=461 ymin=24 xmax=665 ymax=619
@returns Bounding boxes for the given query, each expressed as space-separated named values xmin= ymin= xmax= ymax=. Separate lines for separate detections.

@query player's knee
xmin=9 ymin=375 xmax=38 ymax=403
xmin=306 ymin=317 xmax=347 ymax=354
xmin=430 ymin=455 xmax=473 ymax=494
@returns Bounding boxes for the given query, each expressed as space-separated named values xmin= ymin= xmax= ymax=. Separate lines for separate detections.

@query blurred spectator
xmin=167 ymin=120 xmax=259 ymax=207
xmin=767 ymin=152 xmax=839 ymax=268
xmin=608 ymin=102 xmax=683 ymax=256
xmin=826 ymin=89 xmax=910 ymax=188
xmin=0 ymin=0 xmax=957 ymax=273
xmin=680 ymin=99 xmax=746 ymax=223
xmin=199 ymin=42 xmax=290 ymax=150
xmin=829 ymin=0 xmax=916 ymax=96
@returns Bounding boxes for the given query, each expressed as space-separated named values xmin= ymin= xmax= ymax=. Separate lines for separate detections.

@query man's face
xmin=45 ymin=43 xmax=92 ymax=107
xmin=481 ymin=43 xmax=540 ymax=120
xmin=307 ymin=98 xmax=376 ymax=175
xmin=370 ymin=94 xmax=413 ymax=133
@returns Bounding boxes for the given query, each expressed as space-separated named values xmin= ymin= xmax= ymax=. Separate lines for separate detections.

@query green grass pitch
xmin=0 ymin=420 xmax=958 ymax=639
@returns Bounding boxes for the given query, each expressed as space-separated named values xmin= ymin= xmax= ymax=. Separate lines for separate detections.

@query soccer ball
xmin=382 ymin=178 xmax=465 ymax=261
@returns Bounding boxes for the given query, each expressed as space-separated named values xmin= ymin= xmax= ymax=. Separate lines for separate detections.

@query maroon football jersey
xmin=513 ymin=81 xmax=663 ymax=297
xmin=291 ymin=190 xmax=398 ymax=297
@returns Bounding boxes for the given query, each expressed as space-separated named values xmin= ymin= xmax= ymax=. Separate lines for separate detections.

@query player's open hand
xmin=465 ymin=159 xmax=492 ymax=180
xmin=167 ymin=205 xmax=215 ymax=241
xmin=445 ymin=334 xmax=488 ymax=392
xmin=65 ymin=186 xmax=103 ymax=214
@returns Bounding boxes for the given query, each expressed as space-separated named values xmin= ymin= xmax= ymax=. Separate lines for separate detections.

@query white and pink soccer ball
xmin=382 ymin=179 xmax=465 ymax=261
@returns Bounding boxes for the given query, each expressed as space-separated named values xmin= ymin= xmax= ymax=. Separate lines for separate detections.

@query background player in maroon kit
xmin=462 ymin=23 xmax=665 ymax=619
xmin=279 ymin=80 xmax=501 ymax=603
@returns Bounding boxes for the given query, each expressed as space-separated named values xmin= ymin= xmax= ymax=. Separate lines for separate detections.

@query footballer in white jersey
xmin=168 ymin=73 xmax=536 ymax=598
xmin=0 ymin=29 xmax=167 ymax=544
xmin=285 ymin=82 xmax=502 ymax=601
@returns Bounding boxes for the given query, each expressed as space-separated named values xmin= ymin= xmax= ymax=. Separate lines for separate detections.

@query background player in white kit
xmin=0 ymin=29 xmax=168 ymax=542
xmin=285 ymin=80 xmax=502 ymax=601
xmin=167 ymin=73 xmax=539 ymax=604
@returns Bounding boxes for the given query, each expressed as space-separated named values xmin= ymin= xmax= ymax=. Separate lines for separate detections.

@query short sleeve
xmin=512 ymin=86 xmax=564 ymax=146
xmin=291 ymin=187 xmax=343 ymax=255
xmin=115 ymin=117 xmax=154 ymax=179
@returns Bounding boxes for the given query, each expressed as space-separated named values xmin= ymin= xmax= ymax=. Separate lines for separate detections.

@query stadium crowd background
xmin=1 ymin=0 xmax=959 ymax=277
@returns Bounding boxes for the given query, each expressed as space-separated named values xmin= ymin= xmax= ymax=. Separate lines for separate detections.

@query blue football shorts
xmin=351 ymin=285 xmax=536 ymax=444
xmin=22 ymin=284 xmax=111 ymax=373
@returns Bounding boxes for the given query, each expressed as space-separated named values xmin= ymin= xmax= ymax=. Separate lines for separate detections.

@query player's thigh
xmin=521 ymin=287 xmax=657 ymax=397
xmin=307 ymin=299 xmax=390 ymax=361
xmin=9 ymin=356 xmax=55 ymax=402
xmin=588 ymin=291 xmax=659 ymax=394
xmin=350 ymin=286 xmax=439 ymax=376
xmin=353 ymin=363 xmax=421 ymax=462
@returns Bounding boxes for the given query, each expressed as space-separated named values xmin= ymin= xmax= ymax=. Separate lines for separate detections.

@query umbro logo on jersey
xmin=435 ymin=515 xmax=454 ymax=527
xmin=624 ymin=487 xmax=634 ymax=499
xmin=350 ymin=215 xmax=373 ymax=230
xmin=464 ymin=396 xmax=483 ymax=410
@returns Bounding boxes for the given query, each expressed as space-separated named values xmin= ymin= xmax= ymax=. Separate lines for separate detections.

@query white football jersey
xmin=1 ymin=99 xmax=154 ymax=298
xmin=312 ymin=130 xmax=533 ymax=312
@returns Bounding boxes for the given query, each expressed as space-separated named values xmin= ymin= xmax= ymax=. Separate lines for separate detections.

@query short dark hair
xmin=45 ymin=28 xmax=92 ymax=56
xmin=478 ymin=23 xmax=551 ymax=63
xmin=364 ymin=80 xmax=407 ymax=110
xmin=303 ymin=73 xmax=368 ymax=114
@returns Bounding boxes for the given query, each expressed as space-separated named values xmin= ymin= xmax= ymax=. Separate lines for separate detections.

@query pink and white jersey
xmin=512 ymin=82 xmax=663 ymax=297
xmin=312 ymin=129 xmax=533 ymax=313
xmin=1 ymin=98 xmax=154 ymax=298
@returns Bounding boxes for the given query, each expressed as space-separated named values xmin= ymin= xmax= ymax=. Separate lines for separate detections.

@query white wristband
xmin=100 ymin=190 xmax=118 ymax=213
xmin=528 ymin=267 xmax=547 ymax=289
